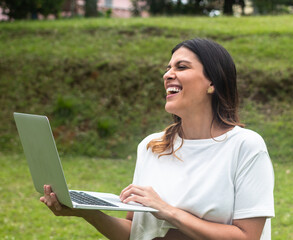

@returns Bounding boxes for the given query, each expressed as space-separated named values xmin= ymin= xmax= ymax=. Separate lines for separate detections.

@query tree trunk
xmin=223 ymin=0 xmax=234 ymax=15
xmin=85 ymin=0 xmax=98 ymax=17
xmin=194 ymin=0 xmax=201 ymax=14
xmin=71 ymin=0 xmax=76 ymax=17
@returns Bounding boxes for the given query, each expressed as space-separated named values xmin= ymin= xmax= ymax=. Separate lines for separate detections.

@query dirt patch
xmin=238 ymin=69 xmax=293 ymax=103
xmin=140 ymin=26 xmax=164 ymax=36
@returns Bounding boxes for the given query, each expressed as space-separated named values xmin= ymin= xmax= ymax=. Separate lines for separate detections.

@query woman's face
xmin=163 ymin=47 xmax=212 ymax=118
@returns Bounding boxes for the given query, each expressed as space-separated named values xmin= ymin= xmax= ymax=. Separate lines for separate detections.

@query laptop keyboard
xmin=69 ymin=191 xmax=118 ymax=207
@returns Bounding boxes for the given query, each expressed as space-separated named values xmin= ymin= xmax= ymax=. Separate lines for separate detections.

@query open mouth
xmin=166 ymin=86 xmax=182 ymax=96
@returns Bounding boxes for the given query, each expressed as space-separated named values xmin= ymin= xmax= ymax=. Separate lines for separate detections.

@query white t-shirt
xmin=130 ymin=126 xmax=275 ymax=240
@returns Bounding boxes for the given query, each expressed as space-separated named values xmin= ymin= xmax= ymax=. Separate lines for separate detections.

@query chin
xmin=165 ymin=103 xmax=178 ymax=115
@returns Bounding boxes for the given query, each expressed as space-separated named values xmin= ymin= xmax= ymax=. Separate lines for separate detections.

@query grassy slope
xmin=0 ymin=154 xmax=292 ymax=239
xmin=0 ymin=16 xmax=292 ymax=160
xmin=0 ymin=16 xmax=292 ymax=239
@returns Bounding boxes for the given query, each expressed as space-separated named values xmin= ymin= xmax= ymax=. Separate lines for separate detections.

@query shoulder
xmin=230 ymin=126 xmax=268 ymax=153
xmin=228 ymin=127 xmax=271 ymax=170
xmin=138 ymin=131 xmax=165 ymax=150
xmin=134 ymin=132 xmax=164 ymax=168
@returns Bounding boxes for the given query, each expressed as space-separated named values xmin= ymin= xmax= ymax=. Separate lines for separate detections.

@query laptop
xmin=14 ymin=112 xmax=157 ymax=212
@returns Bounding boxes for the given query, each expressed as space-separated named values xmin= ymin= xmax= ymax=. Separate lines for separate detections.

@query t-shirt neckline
xmin=175 ymin=126 xmax=240 ymax=146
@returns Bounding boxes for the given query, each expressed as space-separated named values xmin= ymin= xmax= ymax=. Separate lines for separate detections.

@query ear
xmin=207 ymin=84 xmax=215 ymax=94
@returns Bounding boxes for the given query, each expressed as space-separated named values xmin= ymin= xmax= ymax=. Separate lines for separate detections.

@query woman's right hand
xmin=40 ymin=185 xmax=80 ymax=217
xmin=40 ymin=185 xmax=132 ymax=240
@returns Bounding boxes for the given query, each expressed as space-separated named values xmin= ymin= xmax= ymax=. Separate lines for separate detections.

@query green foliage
xmin=251 ymin=0 xmax=293 ymax=14
xmin=39 ymin=0 xmax=65 ymax=18
xmin=0 ymin=0 xmax=65 ymax=19
xmin=146 ymin=0 xmax=209 ymax=15
xmin=0 ymin=0 xmax=34 ymax=19
xmin=97 ymin=117 xmax=118 ymax=137
xmin=105 ymin=8 xmax=112 ymax=18
xmin=0 ymin=16 xmax=292 ymax=160
xmin=131 ymin=0 xmax=145 ymax=16
xmin=53 ymin=95 xmax=79 ymax=124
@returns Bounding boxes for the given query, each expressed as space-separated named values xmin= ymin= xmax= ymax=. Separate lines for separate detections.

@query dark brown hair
xmin=147 ymin=38 xmax=244 ymax=159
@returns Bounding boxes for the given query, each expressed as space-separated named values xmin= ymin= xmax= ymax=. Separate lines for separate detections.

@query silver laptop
xmin=14 ymin=112 xmax=157 ymax=212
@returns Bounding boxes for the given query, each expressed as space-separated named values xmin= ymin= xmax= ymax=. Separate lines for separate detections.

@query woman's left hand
xmin=119 ymin=184 xmax=173 ymax=220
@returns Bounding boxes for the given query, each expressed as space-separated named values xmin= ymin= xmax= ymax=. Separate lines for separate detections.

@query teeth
xmin=166 ymin=87 xmax=182 ymax=94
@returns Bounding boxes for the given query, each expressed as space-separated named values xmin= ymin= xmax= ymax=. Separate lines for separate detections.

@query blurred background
xmin=0 ymin=0 xmax=292 ymax=239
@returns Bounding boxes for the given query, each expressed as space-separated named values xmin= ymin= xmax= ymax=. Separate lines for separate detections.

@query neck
xmin=181 ymin=116 xmax=214 ymax=140
xmin=179 ymin=109 xmax=228 ymax=140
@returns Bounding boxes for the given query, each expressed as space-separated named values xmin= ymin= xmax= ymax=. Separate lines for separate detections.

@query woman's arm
xmin=120 ymin=184 xmax=266 ymax=240
xmin=40 ymin=185 xmax=132 ymax=240
xmin=162 ymin=207 xmax=265 ymax=240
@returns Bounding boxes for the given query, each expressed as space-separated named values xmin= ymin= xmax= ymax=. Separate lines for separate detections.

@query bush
xmin=0 ymin=16 xmax=292 ymax=160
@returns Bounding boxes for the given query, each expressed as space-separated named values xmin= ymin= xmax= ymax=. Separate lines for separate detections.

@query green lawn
xmin=0 ymin=154 xmax=133 ymax=239
xmin=0 ymin=15 xmax=292 ymax=239
xmin=0 ymin=154 xmax=292 ymax=239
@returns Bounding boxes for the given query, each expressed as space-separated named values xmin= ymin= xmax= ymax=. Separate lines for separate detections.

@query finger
xmin=44 ymin=189 xmax=52 ymax=206
xmin=120 ymin=184 xmax=147 ymax=198
xmin=44 ymin=185 xmax=55 ymax=206
xmin=40 ymin=196 xmax=48 ymax=205
xmin=120 ymin=187 xmax=146 ymax=202
xmin=123 ymin=194 xmax=151 ymax=207
xmin=119 ymin=184 xmax=133 ymax=198
xmin=44 ymin=185 xmax=51 ymax=201
xmin=50 ymin=193 xmax=62 ymax=211
xmin=44 ymin=185 xmax=52 ymax=195
xmin=120 ymin=185 xmax=141 ymax=200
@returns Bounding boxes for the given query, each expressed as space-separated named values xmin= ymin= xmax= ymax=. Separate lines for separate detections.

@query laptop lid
xmin=14 ymin=112 xmax=73 ymax=208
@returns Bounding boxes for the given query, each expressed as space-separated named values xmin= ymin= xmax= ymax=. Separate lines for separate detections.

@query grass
xmin=0 ymin=16 xmax=293 ymax=158
xmin=0 ymin=154 xmax=292 ymax=239
xmin=0 ymin=15 xmax=292 ymax=239
xmin=0 ymin=154 xmax=133 ymax=240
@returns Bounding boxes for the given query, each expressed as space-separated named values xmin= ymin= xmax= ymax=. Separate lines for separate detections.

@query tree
xmin=223 ymin=0 xmax=234 ymax=15
xmin=142 ymin=0 xmax=209 ymax=15
xmin=188 ymin=0 xmax=206 ymax=15
xmin=251 ymin=0 xmax=293 ymax=14
xmin=0 ymin=0 xmax=65 ymax=19
xmin=39 ymin=0 xmax=65 ymax=18
xmin=85 ymin=0 xmax=98 ymax=17
xmin=0 ymin=0 xmax=36 ymax=19
xmin=131 ymin=0 xmax=147 ymax=16
xmin=147 ymin=0 xmax=169 ymax=15
xmin=131 ymin=0 xmax=141 ymax=16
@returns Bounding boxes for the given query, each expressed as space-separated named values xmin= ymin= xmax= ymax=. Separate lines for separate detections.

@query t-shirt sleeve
xmin=132 ymin=142 xmax=143 ymax=185
xmin=233 ymin=150 xmax=275 ymax=220
xmin=132 ymin=140 xmax=146 ymax=185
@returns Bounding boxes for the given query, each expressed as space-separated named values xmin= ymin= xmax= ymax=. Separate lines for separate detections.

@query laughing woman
xmin=41 ymin=38 xmax=274 ymax=240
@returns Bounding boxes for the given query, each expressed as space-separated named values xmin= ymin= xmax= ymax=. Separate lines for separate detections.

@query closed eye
xmin=177 ymin=65 xmax=187 ymax=70
xmin=165 ymin=61 xmax=190 ymax=73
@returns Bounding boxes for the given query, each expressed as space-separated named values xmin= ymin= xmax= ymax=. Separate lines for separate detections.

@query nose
xmin=163 ymin=68 xmax=176 ymax=82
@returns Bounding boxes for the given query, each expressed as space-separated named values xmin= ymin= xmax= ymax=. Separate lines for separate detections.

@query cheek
xmin=184 ymin=74 xmax=210 ymax=91
xmin=182 ymin=82 xmax=210 ymax=103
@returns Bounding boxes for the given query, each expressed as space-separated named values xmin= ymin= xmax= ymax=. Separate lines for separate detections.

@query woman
xmin=41 ymin=38 xmax=274 ymax=240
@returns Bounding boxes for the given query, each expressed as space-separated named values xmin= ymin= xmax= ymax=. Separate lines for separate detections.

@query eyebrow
xmin=166 ymin=60 xmax=192 ymax=69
